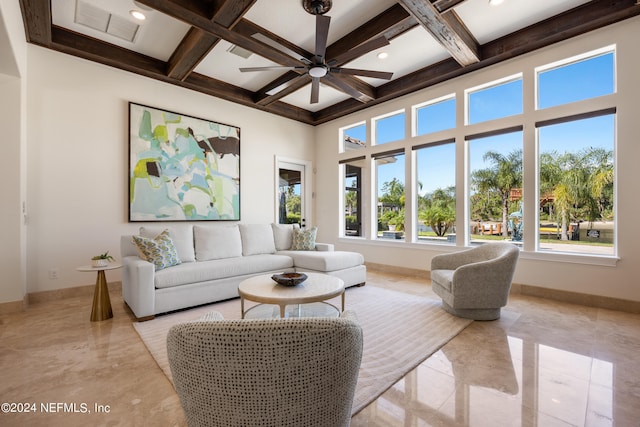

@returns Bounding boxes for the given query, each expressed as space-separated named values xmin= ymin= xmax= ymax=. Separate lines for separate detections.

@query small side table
xmin=77 ymin=264 xmax=122 ymax=322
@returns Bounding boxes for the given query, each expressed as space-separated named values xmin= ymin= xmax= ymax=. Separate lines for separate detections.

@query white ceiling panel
xmin=455 ymin=0 xmax=592 ymax=45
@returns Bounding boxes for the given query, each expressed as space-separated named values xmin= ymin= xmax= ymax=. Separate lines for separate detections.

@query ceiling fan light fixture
xmin=303 ymin=0 xmax=332 ymax=15
xmin=377 ymin=52 xmax=389 ymax=60
xmin=309 ymin=66 xmax=327 ymax=78
xmin=489 ymin=0 xmax=505 ymax=6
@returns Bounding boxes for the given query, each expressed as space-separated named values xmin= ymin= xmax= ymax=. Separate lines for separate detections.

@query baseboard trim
xmin=368 ymin=262 xmax=640 ymax=314
xmin=511 ymin=283 xmax=640 ymax=314
xmin=0 ymin=297 xmax=28 ymax=315
xmin=27 ymin=281 xmax=122 ymax=305
xmin=366 ymin=262 xmax=428 ymax=279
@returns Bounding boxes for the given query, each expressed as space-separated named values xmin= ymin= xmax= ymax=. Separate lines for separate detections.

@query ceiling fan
xmin=239 ymin=0 xmax=394 ymax=104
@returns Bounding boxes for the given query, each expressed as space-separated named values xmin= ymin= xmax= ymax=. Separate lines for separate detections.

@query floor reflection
xmin=352 ymin=303 xmax=623 ymax=427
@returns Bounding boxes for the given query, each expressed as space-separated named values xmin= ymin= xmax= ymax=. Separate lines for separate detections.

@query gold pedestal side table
xmin=76 ymin=264 xmax=122 ymax=321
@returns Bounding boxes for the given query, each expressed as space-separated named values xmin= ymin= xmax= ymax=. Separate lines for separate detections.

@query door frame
xmin=274 ymin=156 xmax=313 ymax=227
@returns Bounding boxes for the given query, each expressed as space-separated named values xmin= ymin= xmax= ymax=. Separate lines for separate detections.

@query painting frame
xmin=128 ymin=102 xmax=240 ymax=222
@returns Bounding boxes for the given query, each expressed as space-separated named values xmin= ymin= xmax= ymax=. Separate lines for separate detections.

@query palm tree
xmin=471 ymin=149 xmax=522 ymax=238
xmin=418 ymin=187 xmax=456 ymax=237
xmin=540 ymin=147 xmax=613 ymax=240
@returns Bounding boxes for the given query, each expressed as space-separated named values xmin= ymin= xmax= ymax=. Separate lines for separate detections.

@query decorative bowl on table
xmin=271 ymin=272 xmax=308 ymax=286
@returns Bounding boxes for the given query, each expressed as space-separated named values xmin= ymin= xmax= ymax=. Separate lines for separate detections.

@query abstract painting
xmin=129 ymin=102 xmax=240 ymax=221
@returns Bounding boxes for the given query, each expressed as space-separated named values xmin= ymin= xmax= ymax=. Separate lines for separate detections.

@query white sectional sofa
xmin=120 ymin=223 xmax=366 ymax=320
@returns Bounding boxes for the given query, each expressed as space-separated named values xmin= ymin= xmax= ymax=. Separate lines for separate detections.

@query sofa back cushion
xmin=194 ymin=225 xmax=243 ymax=261
xmin=271 ymin=223 xmax=298 ymax=251
xmin=140 ymin=225 xmax=195 ymax=262
xmin=239 ymin=224 xmax=276 ymax=256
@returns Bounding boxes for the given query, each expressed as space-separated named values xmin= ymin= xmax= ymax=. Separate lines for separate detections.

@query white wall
xmin=8 ymin=14 xmax=640 ymax=303
xmin=25 ymin=47 xmax=315 ymax=294
xmin=0 ymin=0 xmax=27 ymax=304
xmin=314 ymin=17 xmax=640 ymax=302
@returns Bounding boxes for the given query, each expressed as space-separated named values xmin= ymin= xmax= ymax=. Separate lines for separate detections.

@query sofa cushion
xmin=278 ymin=250 xmax=363 ymax=272
xmin=239 ymin=224 xmax=276 ymax=256
xmin=430 ymin=269 xmax=454 ymax=292
xmin=272 ymin=223 xmax=297 ymax=250
xmin=154 ymin=254 xmax=294 ymax=289
xmin=291 ymin=226 xmax=317 ymax=250
xmin=140 ymin=225 xmax=195 ymax=262
xmin=194 ymin=225 xmax=242 ymax=261
xmin=133 ymin=230 xmax=182 ymax=271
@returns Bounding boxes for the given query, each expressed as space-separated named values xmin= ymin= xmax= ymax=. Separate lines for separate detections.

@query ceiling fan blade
xmin=310 ymin=77 xmax=321 ymax=104
xmin=315 ymin=14 xmax=331 ymax=60
xmin=240 ymin=66 xmax=304 ymax=72
xmin=323 ymin=73 xmax=368 ymax=103
xmin=332 ymin=67 xmax=393 ymax=80
xmin=329 ymin=36 xmax=390 ymax=66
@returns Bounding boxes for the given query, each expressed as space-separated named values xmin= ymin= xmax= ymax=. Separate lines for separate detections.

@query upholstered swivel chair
xmin=167 ymin=311 xmax=363 ymax=427
xmin=430 ymin=243 xmax=519 ymax=320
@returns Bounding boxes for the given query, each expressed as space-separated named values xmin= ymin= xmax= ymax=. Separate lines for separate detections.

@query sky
xmin=344 ymin=50 xmax=615 ymax=198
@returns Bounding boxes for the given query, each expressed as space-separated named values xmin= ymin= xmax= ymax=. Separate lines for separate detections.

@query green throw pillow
xmin=291 ymin=226 xmax=318 ymax=251
xmin=133 ymin=229 xmax=181 ymax=271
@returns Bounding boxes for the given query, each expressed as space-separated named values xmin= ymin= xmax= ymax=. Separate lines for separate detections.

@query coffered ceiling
xmin=19 ymin=0 xmax=640 ymax=125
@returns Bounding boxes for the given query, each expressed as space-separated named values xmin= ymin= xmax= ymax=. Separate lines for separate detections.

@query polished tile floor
xmin=1 ymin=270 xmax=639 ymax=426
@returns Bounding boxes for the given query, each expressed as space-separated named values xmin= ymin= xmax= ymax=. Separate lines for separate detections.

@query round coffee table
xmin=238 ymin=273 xmax=345 ymax=319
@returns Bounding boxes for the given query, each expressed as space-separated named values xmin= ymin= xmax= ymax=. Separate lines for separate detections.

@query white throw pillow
xmin=272 ymin=223 xmax=296 ymax=251
xmin=140 ymin=225 xmax=195 ymax=262
xmin=239 ymin=224 xmax=276 ymax=256
xmin=194 ymin=225 xmax=242 ymax=261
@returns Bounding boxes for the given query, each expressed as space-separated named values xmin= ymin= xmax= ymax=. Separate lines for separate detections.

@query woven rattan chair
xmin=430 ymin=243 xmax=519 ymax=320
xmin=167 ymin=311 xmax=363 ymax=427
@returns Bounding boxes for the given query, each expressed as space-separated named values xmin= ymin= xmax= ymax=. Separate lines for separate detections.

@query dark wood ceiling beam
xmin=323 ymin=74 xmax=375 ymax=103
xmin=325 ymin=4 xmax=415 ymax=61
xmin=313 ymin=0 xmax=640 ymax=125
xmin=183 ymin=73 xmax=315 ymax=124
xmin=136 ymin=0 xmax=306 ymax=68
xmin=432 ymin=0 xmax=468 ymax=14
xmin=51 ymin=26 xmax=168 ymax=76
xmin=49 ymin=26 xmax=314 ymax=124
xmin=167 ymin=0 xmax=257 ymax=81
xmin=234 ymin=19 xmax=312 ymax=61
xmin=19 ymin=0 xmax=51 ymax=46
xmin=396 ymin=0 xmax=480 ymax=66
xmin=255 ymin=73 xmax=311 ymax=106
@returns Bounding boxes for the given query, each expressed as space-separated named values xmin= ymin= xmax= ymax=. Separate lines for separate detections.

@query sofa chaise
xmin=120 ymin=223 xmax=366 ymax=320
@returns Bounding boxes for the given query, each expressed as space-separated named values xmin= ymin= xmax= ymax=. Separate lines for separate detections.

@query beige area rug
xmin=133 ymin=285 xmax=472 ymax=415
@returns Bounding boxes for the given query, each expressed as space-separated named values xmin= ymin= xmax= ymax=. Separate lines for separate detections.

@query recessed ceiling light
xmin=377 ymin=52 xmax=388 ymax=60
xmin=130 ymin=10 xmax=146 ymax=20
xmin=489 ymin=0 xmax=505 ymax=5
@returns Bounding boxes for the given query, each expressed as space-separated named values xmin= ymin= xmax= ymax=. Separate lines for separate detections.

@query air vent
xmin=74 ymin=0 xmax=140 ymax=42
xmin=227 ymin=45 xmax=253 ymax=59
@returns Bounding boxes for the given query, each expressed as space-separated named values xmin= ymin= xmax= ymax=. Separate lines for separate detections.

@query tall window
xmin=415 ymin=141 xmax=456 ymax=244
xmin=467 ymin=76 xmax=523 ymax=125
xmin=375 ymin=151 xmax=405 ymax=239
xmin=374 ymin=111 xmax=405 ymax=145
xmin=538 ymin=113 xmax=615 ymax=255
xmin=336 ymin=46 xmax=618 ymax=260
xmin=468 ymin=130 xmax=523 ymax=244
xmin=342 ymin=159 xmax=364 ymax=237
